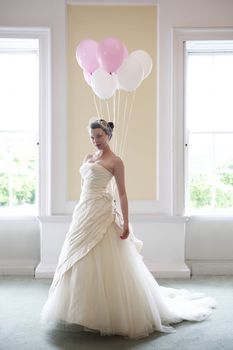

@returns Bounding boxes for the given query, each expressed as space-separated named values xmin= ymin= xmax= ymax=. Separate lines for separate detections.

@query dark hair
xmin=89 ymin=119 xmax=114 ymax=139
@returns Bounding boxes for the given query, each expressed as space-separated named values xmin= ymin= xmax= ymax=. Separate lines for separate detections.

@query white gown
xmin=41 ymin=162 xmax=216 ymax=339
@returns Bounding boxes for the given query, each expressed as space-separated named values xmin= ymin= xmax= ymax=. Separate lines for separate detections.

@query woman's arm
xmin=114 ymin=158 xmax=130 ymax=240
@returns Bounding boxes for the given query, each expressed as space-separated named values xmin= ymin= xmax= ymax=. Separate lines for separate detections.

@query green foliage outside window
xmin=13 ymin=174 xmax=36 ymax=205
xmin=0 ymin=173 xmax=9 ymax=206
xmin=0 ymin=173 xmax=36 ymax=207
xmin=0 ymin=134 xmax=37 ymax=208
xmin=190 ymin=174 xmax=212 ymax=209
xmin=190 ymin=161 xmax=233 ymax=210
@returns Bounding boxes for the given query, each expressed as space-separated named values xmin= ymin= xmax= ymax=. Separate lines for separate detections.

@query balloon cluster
xmin=76 ymin=37 xmax=152 ymax=100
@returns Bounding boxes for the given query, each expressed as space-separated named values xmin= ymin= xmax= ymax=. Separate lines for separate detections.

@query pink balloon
xmin=76 ymin=39 xmax=99 ymax=74
xmin=97 ymin=37 xmax=125 ymax=73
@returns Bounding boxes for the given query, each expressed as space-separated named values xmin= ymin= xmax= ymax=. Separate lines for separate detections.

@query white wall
xmin=186 ymin=216 xmax=233 ymax=275
xmin=158 ymin=0 xmax=233 ymax=274
xmin=0 ymin=0 xmax=68 ymax=215
xmin=0 ymin=218 xmax=39 ymax=274
xmin=158 ymin=0 xmax=233 ymax=215
xmin=0 ymin=0 xmax=67 ymax=273
xmin=35 ymin=215 xmax=190 ymax=278
xmin=0 ymin=0 xmax=233 ymax=276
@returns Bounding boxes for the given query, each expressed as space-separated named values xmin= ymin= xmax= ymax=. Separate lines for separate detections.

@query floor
xmin=0 ymin=276 xmax=233 ymax=350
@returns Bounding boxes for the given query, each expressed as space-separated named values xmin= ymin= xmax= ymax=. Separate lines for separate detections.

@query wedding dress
xmin=41 ymin=162 xmax=216 ymax=339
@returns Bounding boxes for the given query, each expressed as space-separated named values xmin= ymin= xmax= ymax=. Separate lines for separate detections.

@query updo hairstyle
xmin=89 ymin=119 xmax=114 ymax=139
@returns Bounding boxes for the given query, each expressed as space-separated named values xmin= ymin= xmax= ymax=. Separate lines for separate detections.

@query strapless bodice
xmin=79 ymin=162 xmax=113 ymax=200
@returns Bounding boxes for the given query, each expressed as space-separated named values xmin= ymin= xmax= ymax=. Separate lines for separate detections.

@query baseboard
xmin=187 ymin=260 xmax=233 ymax=275
xmin=2 ymin=259 xmax=232 ymax=278
xmin=35 ymin=262 xmax=56 ymax=278
xmin=0 ymin=260 xmax=38 ymax=276
xmin=146 ymin=262 xmax=191 ymax=278
xmin=35 ymin=261 xmax=191 ymax=279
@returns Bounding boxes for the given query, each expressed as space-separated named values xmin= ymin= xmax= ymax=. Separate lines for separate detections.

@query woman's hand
xmin=120 ymin=224 xmax=130 ymax=240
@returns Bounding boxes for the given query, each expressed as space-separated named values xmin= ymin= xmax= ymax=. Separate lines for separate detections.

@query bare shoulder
xmin=113 ymin=155 xmax=125 ymax=172
xmin=83 ymin=154 xmax=93 ymax=163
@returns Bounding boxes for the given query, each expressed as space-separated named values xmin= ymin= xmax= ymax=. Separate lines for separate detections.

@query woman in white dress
xmin=41 ymin=119 xmax=216 ymax=339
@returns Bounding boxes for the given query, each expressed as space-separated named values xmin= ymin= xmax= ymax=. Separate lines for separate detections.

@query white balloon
xmin=130 ymin=50 xmax=152 ymax=79
xmin=91 ymin=68 xmax=117 ymax=100
xmin=117 ymin=56 xmax=143 ymax=92
xmin=83 ymin=70 xmax=92 ymax=86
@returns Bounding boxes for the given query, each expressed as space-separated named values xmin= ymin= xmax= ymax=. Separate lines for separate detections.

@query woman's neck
xmin=96 ymin=145 xmax=111 ymax=157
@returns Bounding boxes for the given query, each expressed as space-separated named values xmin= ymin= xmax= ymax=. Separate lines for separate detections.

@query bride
xmin=41 ymin=118 xmax=216 ymax=339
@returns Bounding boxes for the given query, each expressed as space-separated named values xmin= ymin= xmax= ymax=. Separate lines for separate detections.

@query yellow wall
xmin=67 ymin=5 xmax=157 ymax=200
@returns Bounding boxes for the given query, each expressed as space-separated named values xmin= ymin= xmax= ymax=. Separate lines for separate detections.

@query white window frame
xmin=172 ymin=27 xmax=233 ymax=216
xmin=0 ymin=27 xmax=51 ymax=217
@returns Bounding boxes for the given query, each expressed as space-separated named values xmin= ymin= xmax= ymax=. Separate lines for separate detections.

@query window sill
xmin=0 ymin=213 xmax=39 ymax=222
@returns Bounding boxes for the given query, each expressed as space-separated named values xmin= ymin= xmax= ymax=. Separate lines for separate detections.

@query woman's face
xmin=89 ymin=128 xmax=109 ymax=150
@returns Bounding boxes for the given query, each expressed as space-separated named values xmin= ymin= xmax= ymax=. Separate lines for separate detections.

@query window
xmin=185 ymin=40 xmax=233 ymax=213
xmin=0 ymin=38 xmax=39 ymax=214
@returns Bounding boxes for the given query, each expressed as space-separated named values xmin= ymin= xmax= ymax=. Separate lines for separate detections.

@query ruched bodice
xmin=80 ymin=162 xmax=113 ymax=200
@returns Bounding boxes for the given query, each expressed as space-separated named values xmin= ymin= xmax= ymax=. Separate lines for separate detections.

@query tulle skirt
xmin=41 ymin=222 xmax=216 ymax=339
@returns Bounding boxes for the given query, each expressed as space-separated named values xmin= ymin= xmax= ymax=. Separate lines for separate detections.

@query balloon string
xmin=111 ymin=92 xmax=117 ymax=196
xmin=93 ymin=93 xmax=100 ymax=116
xmin=117 ymin=89 xmax=121 ymax=127
xmin=113 ymin=92 xmax=116 ymax=152
xmin=99 ymin=98 xmax=103 ymax=118
xmin=113 ymin=90 xmax=123 ymax=198
xmin=116 ymin=89 xmax=121 ymax=154
xmin=113 ymin=92 xmax=116 ymax=125
xmin=106 ymin=100 xmax=111 ymax=122
xmin=121 ymin=90 xmax=136 ymax=159
xmin=119 ymin=92 xmax=128 ymax=158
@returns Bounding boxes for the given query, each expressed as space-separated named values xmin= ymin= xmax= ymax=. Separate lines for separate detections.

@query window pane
xmin=215 ymin=134 xmax=233 ymax=209
xmin=0 ymin=52 xmax=39 ymax=131
xmin=188 ymin=133 xmax=233 ymax=211
xmin=186 ymin=54 xmax=233 ymax=132
xmin=186 ymin=40 xmax=233 ymax=213
xmin=188 ymin=134 xmax=213 ymax=210
xmin=0 ymin=38 xmax=39 ymax=214
xmin=0 ymin=133 xmax=37 ymax=210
